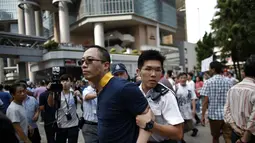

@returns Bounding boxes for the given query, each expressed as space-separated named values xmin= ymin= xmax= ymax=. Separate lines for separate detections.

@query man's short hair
xmin=210 ymin=61 xmax=223 ymax=74
xmin=138 ymin=50 xmax=165 ymax=69
xmin=188 ymin=72 xmax=194 ymax=77
xmin=87 ymin=45 xmax=111 ymax=63
xmin=60 ymin=74 xmax=72 ymax=81
xmin=15 ymin=80 xmax=27 ymax=88
xmin=9 ymin=83 xmax=23 ymax=96
xmin=244 ymin=55 xmax=255 ymax=77
xmin=178 ymin=72 xmax=187 ymax=78
xmin=167 ymin=70 xmax=173 ymax=77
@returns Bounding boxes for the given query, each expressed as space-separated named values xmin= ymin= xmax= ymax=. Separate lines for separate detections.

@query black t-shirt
xmin=97 ymin=77 xmax=148 ymax=143
xmin=39 ymin=91 xmax=56 ymax=125
xmin=0 ymin=112 xmax=19 ymax=143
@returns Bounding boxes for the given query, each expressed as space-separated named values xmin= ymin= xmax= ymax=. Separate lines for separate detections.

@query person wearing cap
xmin=111 ymin=63 xmax=129 ymax=80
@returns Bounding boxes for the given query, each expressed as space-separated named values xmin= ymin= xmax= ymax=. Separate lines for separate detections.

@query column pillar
xmin=59 ymin=1 xmax=70 ymax=43
xmin=24 ymin=4 xmax=35 ymax=36
xmin=18 ymin=62 xmax=27 ymax=80
xmin=53 ymin=12 xmax=60 ymax=43
xmin=94 ymin=23 xmax=105 ymax=47
xmin=0 ymin=58 xmax=4 ymax=83
xmin=7 ymin=58 xmax=14 ymax=67
xmin=28 ymin=63 xmax=35 ymax=82
xmin=18 ymin=7 xmax=25 ymax=34
xmin=35 ymin=10 xmax=43 ymax=36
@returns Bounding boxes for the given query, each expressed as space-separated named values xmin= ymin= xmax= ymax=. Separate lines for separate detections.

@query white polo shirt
xmin=139 ymin=83 xmax=184 ymax=142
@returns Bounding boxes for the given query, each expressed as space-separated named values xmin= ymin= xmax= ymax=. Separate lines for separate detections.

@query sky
xmin=185 ymin=0 xmax=217 ymax=43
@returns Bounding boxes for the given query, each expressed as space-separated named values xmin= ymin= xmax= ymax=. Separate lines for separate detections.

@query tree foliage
xmin=195 ymin=32 xmax=215 ymax=70
xmin=211 ymin=0 xmax=255 ymax=62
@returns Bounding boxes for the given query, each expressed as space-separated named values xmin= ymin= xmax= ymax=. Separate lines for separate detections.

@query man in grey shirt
xmin=7 ymin=83 xmax=31 ymax=143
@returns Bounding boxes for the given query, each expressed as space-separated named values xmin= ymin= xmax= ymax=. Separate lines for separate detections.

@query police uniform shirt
xmin=139 ymin=83 xmax=184 ymax=142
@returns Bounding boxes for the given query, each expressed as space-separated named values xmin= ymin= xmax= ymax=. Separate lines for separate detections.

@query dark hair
xmin=210 ymin=61 xmax=223 ymax=74
xmin=60 ymin=74 xmax=72 ymax=81
xmin=87 ymin=45 xmax=111 ymax=63
xmin=188 ymin=72 xmax=194 ymax=77
xmin=162 ymin=68 xmax=165 ymax=75
xmin=39 ymin=80 xmax=46 ymax=86
xmin=4 ymin=85 xmax=10 ymax=91
xmin=0 ymin=84 xmax=3 ymax=91
xmin=178 ymin=72 xmax=187 ymax=78
xmin=0 ymin=112 xmax=19 ymax=143
xmin=138 ymin=50 xmax=165 ymax=69
xmin=9 ymin=83 xmax=24 ymax=96
xmin=244 ymin=55 xmax=255 ymax=77
xmin=196 ymin=76 xmax=203 ymax=82
xmin=15 ymin=80 xmax=27 ymax=89
xmin=167 ymin=70 xmax=173 ymax=77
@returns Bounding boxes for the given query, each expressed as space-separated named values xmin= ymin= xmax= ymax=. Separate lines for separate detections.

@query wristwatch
xmin=144 ymin=120 xmax=154 ymax=131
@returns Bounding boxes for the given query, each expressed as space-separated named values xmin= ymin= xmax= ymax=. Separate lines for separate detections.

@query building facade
xmin=1 ymin=0 xmax=179 ymax=82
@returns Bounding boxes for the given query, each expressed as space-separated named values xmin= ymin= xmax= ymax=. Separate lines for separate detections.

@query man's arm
xmin=137 ymin=128 xmax=152 ymax=143
xmin=83 ymin=86 xmax=97 ymax=101
xmin=201 ymin=96 xmax=208 ymax=126
xmin=151 ymin=123 xmax=183 ymax=140
xmin=136 ymin=92 xmax=184 ymax=140
xmin=151 ymin=93 xmax=183 ymax=140
xmin=39 ymin=93 xmax=46 ymax=111
xmin=32 ymin=99 xmax=40 ymax=121
xmin=192 ymin=99 xmax=196 ymax=117
xmin=84 ymin=93 xmax=97 ymax=100
xmin=241 ymin=92 xmax=255 ymax=142
xmin=200 ymin=81 xmax=210 ymax=126
xmin=13 ymin=123 xmax=31 ymax=143
xmin=120 ymin=83 xmax=152 ymax=142
xmin=47 ymin=92 xmax=54 ymax=107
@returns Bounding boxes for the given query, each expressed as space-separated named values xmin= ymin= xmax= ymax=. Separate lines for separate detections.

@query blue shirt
xmin=97 ymin=74 xmax=148 ymax=143
xmin=200 ymin=75 xmax=232 ymax=120
xmin=82 ymin=86 xmax=97 ymax=122
xmin=0 ymin=91 xmax=12 ymax=113
xmin=23 ymin=96 xmax=39 ymax=128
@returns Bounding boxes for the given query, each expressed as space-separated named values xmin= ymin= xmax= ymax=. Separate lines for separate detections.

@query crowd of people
xmin=0 ymin=45 xmax=254 ymax=143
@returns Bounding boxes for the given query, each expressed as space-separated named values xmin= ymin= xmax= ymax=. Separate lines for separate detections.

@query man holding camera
xmin=48 ymin=74 xmax=79 ymax=143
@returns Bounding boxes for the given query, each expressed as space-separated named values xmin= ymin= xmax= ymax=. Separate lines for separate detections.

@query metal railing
xmin=78 ymin=0 xmax=134 ymax=19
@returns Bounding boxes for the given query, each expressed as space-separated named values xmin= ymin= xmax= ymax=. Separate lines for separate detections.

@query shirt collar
xmin=243 ymin=77 xmax=255 ymax=83
xmin=138 ymin=83 xmax=154 ymax=98
xmin=99 ymin=72 xmax=114 ymax=88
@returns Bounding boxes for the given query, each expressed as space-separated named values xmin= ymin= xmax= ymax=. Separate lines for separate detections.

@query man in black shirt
xmin=39 ymin=90 xmax=56 ymax=143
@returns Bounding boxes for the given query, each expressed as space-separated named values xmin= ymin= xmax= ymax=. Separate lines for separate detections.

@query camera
xmin=65 ymin=112 xmax=72 ymax=121
xmin=49 ymin=67 xmax=63 ymax=92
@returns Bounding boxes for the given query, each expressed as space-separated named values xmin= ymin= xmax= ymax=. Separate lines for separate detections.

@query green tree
xmin=195 ymin=32 xmax=215 ymax=70
xmin=211 ymin=0 xmax=255 ymax=78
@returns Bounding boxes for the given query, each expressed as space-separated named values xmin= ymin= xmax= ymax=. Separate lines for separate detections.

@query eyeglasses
xmin=142 ymin=67 xmax=162 ymax=74
xmin=78 ymin=58 xmax=105 ymax=66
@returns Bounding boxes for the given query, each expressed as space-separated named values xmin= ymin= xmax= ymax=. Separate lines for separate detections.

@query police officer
xmin=111 ymin=63 xmax=130 ymax=80
xmin=136 ymin=50 xmax=184 ymax=143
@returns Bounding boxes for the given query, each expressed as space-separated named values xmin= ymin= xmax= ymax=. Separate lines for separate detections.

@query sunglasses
xmin=78 ymin=58 xmax=105 ymax=66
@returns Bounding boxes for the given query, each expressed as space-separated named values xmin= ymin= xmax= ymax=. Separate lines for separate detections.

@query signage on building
xmin=64 ymin=59 xmax=76 ymax=66
xmin=150 ymin=34 xmax=156 ymax=40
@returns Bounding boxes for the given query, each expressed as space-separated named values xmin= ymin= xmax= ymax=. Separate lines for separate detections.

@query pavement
xmin=37 ymin=104 xmax=225 ymax=143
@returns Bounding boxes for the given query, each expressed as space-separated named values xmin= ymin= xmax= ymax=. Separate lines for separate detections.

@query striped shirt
xmin=224 ymin=78 xmax=255 ymax=135
xmin=200 ymin=74 xmax=232 ymax=120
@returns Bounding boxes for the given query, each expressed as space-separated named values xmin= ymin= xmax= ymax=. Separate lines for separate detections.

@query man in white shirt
xmin=187 ymin=72 xmax=195 ymax=90
xmin=81 ymin=82 xmax=98 ymax=143
xmin=166 ymin=70 xmax=176 ymax=91
xmin=176 ymin=73 xmax=198 ymax=142
xmin=136 ymin=50 xmax=184 ymax=143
